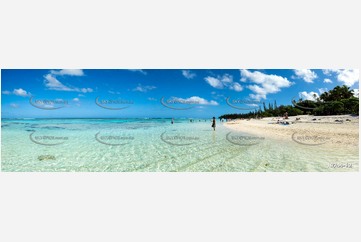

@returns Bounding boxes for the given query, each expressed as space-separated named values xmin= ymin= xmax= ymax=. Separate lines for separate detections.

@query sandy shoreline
xmin=223 ymin=115 xmax=359 ymax=147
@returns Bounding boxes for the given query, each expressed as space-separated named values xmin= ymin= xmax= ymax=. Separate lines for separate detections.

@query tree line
xmin=219 ymin=85 xmax=359 ymax=120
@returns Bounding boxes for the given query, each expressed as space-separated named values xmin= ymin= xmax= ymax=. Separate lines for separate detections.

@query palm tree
xmin=339 ymin=85 xmax=353 ymax=99
xmin=312 ymin=93 xmax=318 ymax=101
xmin=320 ymin=85 xmax=353 ymax=101
xmin=320 ymin=92 xmax=330 ymax=102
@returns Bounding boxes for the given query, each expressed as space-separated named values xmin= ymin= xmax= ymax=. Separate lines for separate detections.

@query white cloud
xmin=10 ymin=103 xmax=19 ymax=108
xmin=133 ymin=84 xmax=156 ymax=92
xmin=2 ymin=88 xmax=31 ymax=97
xmin=322 ymin=69 xmax=339 ymax=76
xmin=293 ymin=69 xmax=318 ymax=83
xmin=73 ymin=98 xmax=80 ymax=102
xmin=322 ymin=69 xmax=332 ymax=76
xmin=248 ymin=85 xmax=268 ymax=100
xmin=299 ymin=91 xmax=319 ymax=101
xmin=80 ymin=88 xmax=93 ymax=93
xmin=205 ymin=76 xmax=224 ymax=89
xmin=321 ymin=69 xmax=359 ymax=86
xmin=44 ymin=74 xmax=73 ymax=91
xmin=182 ymin=70 xmax=196 ymax=79
xmin=323 ymin=78 xmax=332 ymax=83
xmin=172 ymin=96 xmax=219 ymax=105
xmin=230 ymin=82 xmax=243 ymax=92
xmin=148 ymin=97 xmax=157 ymax=101
xmin=220 ymin=74 xmax=233 ymax=84
xmin=128 ymin=69 xmax=147 ymax=75
xmin=335 ymin=69 xmax=359 ymax=86
xmin=50 ymin=69 xmax=84 ymax=76
xmin=13 ymin=88 xmax=31 ymax=97
xmin=204 ymin=74 xmax=243 ymax=92
xmin=353 ymin=89 xmax=359 ymax=98
xmin=318 ymin=88 xmax=328 ymax=94
xmin=44 ymin=74 xmax=93 ymax=93
xmin=240 ymin=69 xmax=293 ymax=100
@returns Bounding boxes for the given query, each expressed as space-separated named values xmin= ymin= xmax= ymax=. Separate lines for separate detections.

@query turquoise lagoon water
xmin=1 ymin=118 xmax=359 ymax=172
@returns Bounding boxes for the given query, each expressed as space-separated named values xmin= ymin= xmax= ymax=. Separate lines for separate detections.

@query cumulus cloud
xmin=14 ymin=88 xmax=31 ymax=97
xmin=322 ymin=69 xmax=339 ymax=76
xmin=182 ymin=70 xmax=196 ymax=79
xmin=240 ymin=69 xmax=293 ymax=100
xmin=335 ymin=69 xmax=359 ymax=86
xmin=172 ymin=96 xmax=219 ymax=105
xmin=299 ymin=91 xmax=319 ymax=101
xmin=2 ymin=88 xmax=31 ymax=97
xmin=230 ymin=82 xmax=243 ymax=92
xmin=323 ymin=78 xmax=332 ymax=83
xmin=204 ymin=74 xmax=243 ymax=92
xmin=248 ymin=85 xmax=268 ymax=100
xmin=293 ymin=69 xmax=318 ymax=83
xmin=44 ymin=74 xmax=93 ymax=93
xmin=50 ymin=69 xmax=84 ymax=76
xmin=73 ymin=98 xmax=80 ymax=102
xmin=321 ymin=69 xmax=359 ymax=86
xmin=133 ymin=84 xmax=156 ymax=92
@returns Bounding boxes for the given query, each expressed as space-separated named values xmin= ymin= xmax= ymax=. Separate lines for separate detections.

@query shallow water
xmin=1 ymin=119 xmax=359 ymax=172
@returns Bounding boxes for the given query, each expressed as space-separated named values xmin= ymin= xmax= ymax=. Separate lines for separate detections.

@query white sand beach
xmin=224 ymin=115 xmax=359 ymax=147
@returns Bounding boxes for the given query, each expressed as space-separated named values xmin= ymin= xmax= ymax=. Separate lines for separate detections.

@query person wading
xmin=211 ymin=117 xmax=216 ymax=131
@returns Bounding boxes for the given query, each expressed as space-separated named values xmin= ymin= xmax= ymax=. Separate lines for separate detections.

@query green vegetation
xmin=219 ymin=85 xmax=359 ymax=120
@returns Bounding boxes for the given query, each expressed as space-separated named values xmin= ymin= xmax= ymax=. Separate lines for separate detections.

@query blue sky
xmin=1 ymin=69 xmax=359 ymax=119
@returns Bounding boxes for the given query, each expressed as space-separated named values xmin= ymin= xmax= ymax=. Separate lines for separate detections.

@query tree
xmin=219 ymin=85 xmax=358 ymax=119
xmin=263 ymin=102 xmax=267 ymax=112
xmin=320 ymin=85 xmax=353 ymax=102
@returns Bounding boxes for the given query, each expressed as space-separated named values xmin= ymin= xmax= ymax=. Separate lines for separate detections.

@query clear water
xmin=1 ymin=118 xmax=359 ymax=172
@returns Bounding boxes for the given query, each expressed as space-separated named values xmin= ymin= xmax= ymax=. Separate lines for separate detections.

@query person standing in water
xmin=211 ymin=117 xmax=216 ymax=131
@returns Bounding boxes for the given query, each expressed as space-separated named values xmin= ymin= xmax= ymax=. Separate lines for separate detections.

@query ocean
xmin=1 ymin=118 xmax=358 ymax=172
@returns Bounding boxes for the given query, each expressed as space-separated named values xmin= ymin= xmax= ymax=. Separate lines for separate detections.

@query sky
xmin=1 ymin=69 xmax=359 ymax=119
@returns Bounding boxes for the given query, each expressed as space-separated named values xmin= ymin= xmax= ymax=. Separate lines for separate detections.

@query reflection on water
xmin=1 ymin=119 xmax=359 ymax=172
xmin=212 ymin=131 xmax=216 ymax=143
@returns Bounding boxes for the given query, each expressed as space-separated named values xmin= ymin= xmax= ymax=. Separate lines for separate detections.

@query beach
xmin=224 ymin=115 xmax=359 ymax=147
